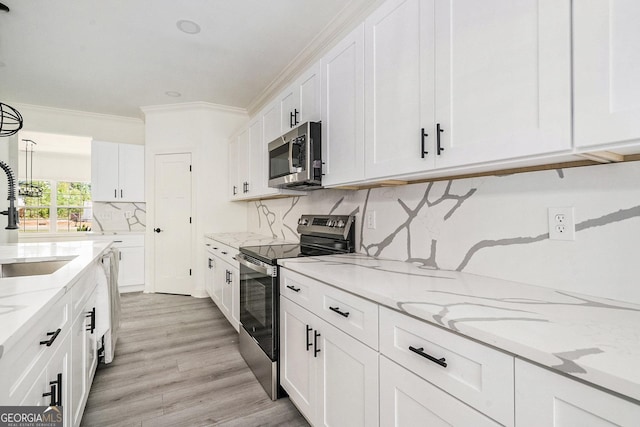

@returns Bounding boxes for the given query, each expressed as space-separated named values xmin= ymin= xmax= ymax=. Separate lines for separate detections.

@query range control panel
xmin=297 ymin=214 xmax=354 ymax=235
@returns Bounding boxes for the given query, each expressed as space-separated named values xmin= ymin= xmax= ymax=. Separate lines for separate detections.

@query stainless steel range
xmin=236 ymin=214 xmax=356 ymax=400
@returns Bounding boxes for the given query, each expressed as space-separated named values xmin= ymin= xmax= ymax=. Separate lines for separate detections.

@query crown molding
xmin=246 ymin=0 xmax=385 ymax=117
xmin=10 ymin=102 xmax=144 ymax=124
xmin=140 ymin=101 xmax=248 ymax=116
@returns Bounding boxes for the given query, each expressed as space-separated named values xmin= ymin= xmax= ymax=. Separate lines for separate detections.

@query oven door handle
xmin=236 ymin=253 xmax=275 ymax=277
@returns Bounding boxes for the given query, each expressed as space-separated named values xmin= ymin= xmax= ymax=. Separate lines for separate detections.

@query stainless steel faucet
xmin=0 ymin=160 xmax=19 ymax=229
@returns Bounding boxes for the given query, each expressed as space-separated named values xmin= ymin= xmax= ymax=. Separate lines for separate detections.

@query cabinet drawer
xmin=313 ymin=280 xmax=378 ymax=350
xmin=281 ymin=268 xmax=379 ymax=350
xmin=0 ymin=292 xmax=71 ymax=402
xmin=280 ymin=268 xmax=314 ymax=310
xmin=379 ymin=307 xmax=514 ymax=426
xmin=380 ymin=356 xmax=500 ymax=427
xmin=206 ymin=240 xmax=238 ymax=266
xmin=71 ymin=264 xmax=98 ymax=319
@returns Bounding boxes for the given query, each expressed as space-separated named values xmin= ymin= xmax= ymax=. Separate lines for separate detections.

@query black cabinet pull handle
xmin=306 ymin=325 xmax=312 ymax=351
xmin=121 ymin=189 xmax=123 ymax=198
xmin=208 ymin=258 xmax=213 ymax=269
xmin=421 ymin=128 xmax=429 ymax=158
xmin=286 ymin=285 xmax=301 ymax=293
xmin=233 ymin=185 xmax=237 ymax=195
xmin=436 ymin=123 xmax=444 ymax=155
xmin=294 ymin=109 xmax=299 ymax=125
xmin=409 ymin=345 xmax=447 ymax=368
xmin=221 ymin=251 xmax=228 ymax=255
xmin=53 ymin=373 xmax=63 ymax=406
xmin=314 ymin=331 xmax=321 ymax=357
xmin=290 ymin=111 xmax=294 ymax=128
xmin=43 ymin=384 xmax=56 ymax=406
xmin=329 ymin=306 xmax=350 ymax=318
xmin=86 ymin=307 xmax=96 ymax=334
xmin=213 ymin=247 xmax=219 ymax=250
xmin=114 ymin=189 xmax=117 ymax=198
xmin=40 ymin=328 xmax=62 ymax=346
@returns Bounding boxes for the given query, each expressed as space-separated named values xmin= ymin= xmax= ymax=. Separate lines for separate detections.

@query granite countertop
xmin=278 ymin=253 xmax=640 ymax=403
xmin=205 ymin=232 xmax=296 ymax=249
xmin=0 ymin=241 xmax=112 ymax=359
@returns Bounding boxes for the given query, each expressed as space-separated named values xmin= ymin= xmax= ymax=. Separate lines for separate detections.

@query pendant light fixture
xmin=18 ymin=139 xmax=43 ymax=198
xmin=0 ymin=102 xmax=23 ymax=137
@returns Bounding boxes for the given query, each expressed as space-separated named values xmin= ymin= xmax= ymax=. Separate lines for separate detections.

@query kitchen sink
xmin=0 ymin=258 xmax=74 ymax=278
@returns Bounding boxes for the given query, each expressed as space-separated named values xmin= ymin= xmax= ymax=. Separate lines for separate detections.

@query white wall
xmin=143 ymin=102 xmax=249 ymax=297
xmin=248 ymin=161 xmax=640 ymax=305
xmin=11 ymin=103 xmax=144 ymax=145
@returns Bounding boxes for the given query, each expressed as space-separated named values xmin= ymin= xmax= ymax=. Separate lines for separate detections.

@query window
xmin=18 ymin=180 xmax=92 ymax=233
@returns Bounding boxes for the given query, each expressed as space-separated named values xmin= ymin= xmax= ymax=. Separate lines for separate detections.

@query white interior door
xmin=153 ymin=153 xmax=192 ymax=295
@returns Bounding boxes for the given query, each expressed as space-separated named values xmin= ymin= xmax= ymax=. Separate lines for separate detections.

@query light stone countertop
xmin=278 ymin=253 xmax=640 ymax=403
xmin=205 ymin=232 xmax=296 ymax=250
xmin=0 ymin=241 xmax=112 ymax=359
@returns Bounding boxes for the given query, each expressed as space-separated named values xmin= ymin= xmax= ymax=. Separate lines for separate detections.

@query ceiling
xmin=0 ymin=0 xmax=362 ymax=119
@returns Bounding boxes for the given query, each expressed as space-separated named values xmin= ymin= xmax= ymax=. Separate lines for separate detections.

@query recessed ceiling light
xmin=176 ymin=20 xmax=201 ymax=35
xmin=165 ymin=91 xmax=182 ymax=98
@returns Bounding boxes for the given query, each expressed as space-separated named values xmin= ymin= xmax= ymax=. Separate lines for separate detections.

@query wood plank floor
xmin=81 ymin=292 xmax=309 ymax=427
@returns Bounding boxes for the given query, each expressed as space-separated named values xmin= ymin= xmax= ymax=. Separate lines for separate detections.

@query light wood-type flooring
xmin=81 ymin=292 xmax=308 ymax=427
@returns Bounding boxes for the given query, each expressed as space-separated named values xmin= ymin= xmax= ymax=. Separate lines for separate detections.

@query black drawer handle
xmin=42 ymin=383 xmax=56 ymax=406
xmin=221 ymin=251 xmax=228 ymax=255
xmin=287 ymin=285 xmax=301 ymax=293
xmin=306 ymin=325 xmax=312 ymax=351
xmin=86 ymin=307 xmax=96 ymax=334
xmin=40 ymin=328 xmax=62 ymax=346
xmin=421 ymin=127 xmax=429 ymax=158
xmin=329 ymin=306 xmax=350 ymax=318
xmin=409 ymin=345 xmax=447 ymax=368
xmin=314 ymin=331 xmax=321 ymax=357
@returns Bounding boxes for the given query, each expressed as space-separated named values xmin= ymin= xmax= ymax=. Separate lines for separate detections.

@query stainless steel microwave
xmin=268 ymin=121 xmax=322 ymax=189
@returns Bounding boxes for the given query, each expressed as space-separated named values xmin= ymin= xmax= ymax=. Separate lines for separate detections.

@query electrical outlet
xmin=366 ymin=211 xmax=376 ymax=229
xmin=548 ymin=207 xmax=575 ymax=241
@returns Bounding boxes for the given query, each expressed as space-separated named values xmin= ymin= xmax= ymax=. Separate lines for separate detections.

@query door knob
xmin=154 ymin=228 xmax=162 ymax=233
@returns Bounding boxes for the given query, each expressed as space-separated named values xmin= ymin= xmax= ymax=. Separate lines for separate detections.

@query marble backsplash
xmin=92 ymin=202 xmax=146 ymax=232
xmin=248 ymin=161 xmax=640 ymax=305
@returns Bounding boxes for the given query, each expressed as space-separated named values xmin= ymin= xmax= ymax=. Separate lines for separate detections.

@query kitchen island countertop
xmin=279 ymin=253 xmax=640 ymax=403
xmin=0 ymin=241 xmax=111 ymax=360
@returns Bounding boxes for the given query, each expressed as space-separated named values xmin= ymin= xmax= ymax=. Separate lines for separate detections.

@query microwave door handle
xmin=288 ymin=139 xmax=295 ymax=173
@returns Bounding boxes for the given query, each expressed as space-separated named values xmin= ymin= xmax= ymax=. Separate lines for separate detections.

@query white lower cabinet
xmin=280 ymin=296 xmax=379 ymax=427
xmin=380 ymin=356 xmax=500 ymax=427
xmin=91 ymin=234 xmax=144 ymax=292
xmin=204 ymin=239 xmax=240 ymax=332
xmin=515 ymin=359 xmax=640 ymax=427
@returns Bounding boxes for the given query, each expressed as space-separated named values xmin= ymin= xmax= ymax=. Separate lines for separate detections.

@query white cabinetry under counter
xmin=90 ymin=233 xmax=144 ymax=292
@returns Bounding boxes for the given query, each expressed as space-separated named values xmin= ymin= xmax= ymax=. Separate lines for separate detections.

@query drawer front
xmin=314 ymin=281 xmax=378 ymax=350
xmin=280 ymin=268 xmax=315 ymax=311
xmin=71 ymin=264 xmax=98 ymax=319
xmin=380 ymin=356 xmax=501 ymax=427
xmin=0 ymin=292 xmax=71 ymax=402
xmin=380 ymin=307 xmax=514 ymax=426
xmin=207 ymin=241 xmax=238 ymax=266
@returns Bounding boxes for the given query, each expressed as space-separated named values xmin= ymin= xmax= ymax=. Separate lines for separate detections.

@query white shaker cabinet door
xmin=322 ymin=23 xmax=365 ymax=187
xmin=574 ymin=0 xmax=640 ymax=149
xmin=118 ymin=143 xmax=144 ymax=202
xmin=380 ymin=356 xmax=500 ymax=427
xmin=297 ymin=61 xmax=321 ymax=125
xmin=228 ymin=138 xmax=240 ymax=200
xmin=365 ymin=0 xmax=436 ymax=179
xmin=91 ymin=140 xmax=120 ymax=201
xmin=515 ymin=359 xmax=640 ymax=427
xmin=434 ymin=0 xmax=571 ymax=168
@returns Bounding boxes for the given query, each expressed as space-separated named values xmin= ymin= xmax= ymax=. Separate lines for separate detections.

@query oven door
xmin=237 ymin=253 xmax=278 ymax=361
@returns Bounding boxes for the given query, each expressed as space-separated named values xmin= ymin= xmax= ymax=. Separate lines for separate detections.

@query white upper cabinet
xmin=262 ymin=100 xmax=282 ymax=145
xmin=434 ymin=0 xmax=572 ymax=168
xmin=236 ymin=127 xmax=251 ymax=197
xmin=365 ymin=0 xmax=435 ymax=179
xmin=248 ymin=117 xmax=265 ymax=196
xmin=227 ymin=137 xmax=240 ymax=199
xmin=321 ymin=23 xmax=366 ymax=187
xmin=364 ymin=0 xmax=571 ymax=181
xmin=574 ymin=0 xmax=640 ymax=149
xmin=280 ymin=61 xmax=322 ymax=133
xmin=92 ymin=141 xmax=144 ymax=202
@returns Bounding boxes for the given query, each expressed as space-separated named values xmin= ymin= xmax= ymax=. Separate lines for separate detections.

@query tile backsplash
xmin=248 ymin=161 xmax=640 ymax=305
xmin=92 ymin=202 xmax=146 ymax=232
